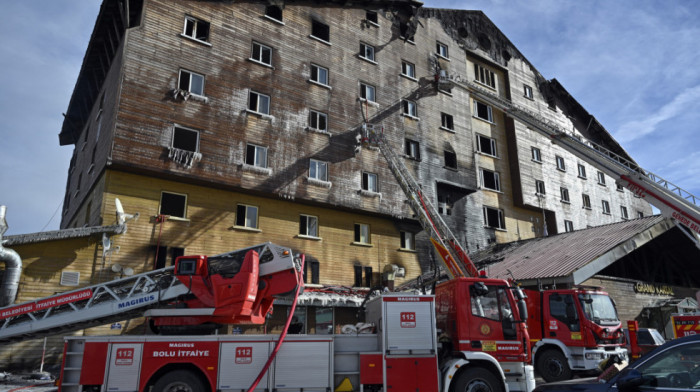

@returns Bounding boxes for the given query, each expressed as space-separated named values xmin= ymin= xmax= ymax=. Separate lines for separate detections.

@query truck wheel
xmin=453 ymin=367 xmax=503 ymax=392
xmin=152 ymin=370 xmax=206 ymax=392
xmin=536 ymin=349 xmax=572 ymax=382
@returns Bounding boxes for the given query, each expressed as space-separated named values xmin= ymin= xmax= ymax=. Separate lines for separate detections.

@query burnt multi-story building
xmin=57 ymin=0 xmax=650 ymax=288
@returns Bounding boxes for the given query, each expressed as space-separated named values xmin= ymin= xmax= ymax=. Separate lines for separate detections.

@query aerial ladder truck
xmin=435 ymin=69 xmax=700 ymax=380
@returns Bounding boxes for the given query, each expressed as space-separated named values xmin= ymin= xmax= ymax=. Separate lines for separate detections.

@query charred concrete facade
xmin=57 ymin=0 xmax=651 ymax=287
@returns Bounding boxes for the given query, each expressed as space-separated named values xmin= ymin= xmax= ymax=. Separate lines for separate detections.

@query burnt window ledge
xmin=262 ymin=15 xmax=285 ymax=25
xmin=179 ymin=34 xmax=212 ymax=47
xmin=309 ymin=35 xmax=331 ymax=46
xmin=241 ymin=163 xmax=272 ymax=176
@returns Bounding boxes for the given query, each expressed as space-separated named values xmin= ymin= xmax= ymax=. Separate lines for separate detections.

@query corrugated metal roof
xmin=472 ymin=215 xmax=674 ymax=285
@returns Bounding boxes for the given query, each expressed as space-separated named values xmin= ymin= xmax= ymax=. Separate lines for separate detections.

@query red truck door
xmin=544 ymin=293 xmax=582 ymax=345
xmin=468 ymin=285 xmax=524 ymax=359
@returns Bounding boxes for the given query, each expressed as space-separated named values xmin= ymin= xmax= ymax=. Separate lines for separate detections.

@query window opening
xmin=310 ymin=64 xmax=329 ymax=85
xmin=597 ymin=171 xmax=606 ymax=185
xmin=160 ymin=191 xmax=187 ymax=218
xmin=360 ymin=82 xmax=376 ymax=102
xmin=535 ymin=180 xmax=546 ymax=195
xmin=483 ymin=206 xmax=505 ymax=229
xmin=401 ymin=61 xmax=415 ymax=78
xmin=620 ymin=206 xmax=629 ymax=220
xmin=265 ymin=5 xmax=283 ymax=21
xmin=309 ymin=159 xmax=328 ymax=181
xmin=246 ymin=143 xmax=268 ymax=168
xmin=473 ymin=100 xmax=493 ymax=122
xmin=602 ymin=200 xmax=611 ymax=214
xmin=360 ymin=43 xmax=375 ymax=61
xmin=311 ymin=20 xmax=329 ymax=42
xmin=402 ymin=100 xmax=417 ymax=117
xmin=556 ymin=155 xmax=566 ymax=171
xmin=405 ymin=139 xmax=420 ymax=160
xmin=578 ymin=164 xmax=587 ymax=179
xmin=476 ymin=134 xmax=497 ymax=156
xmin=444 ymin=150 xmax=457 ymax=169
xmin=438 ymin=193 xmax=452 ymax=216
xmin=582 ymin=194 xmax=592 ymax=209
xmin=173 ymin=126 xmax=199 ymax=152
xmin=400 ymin=231 xmax=415 ymax=250
xmin=248 ymin=91 xmax=270 ymax=115
xmin=441 ymin=113 xmax=454 ymax=130
xmin=480 ymin=168 xmax=501 ymax=192
xmin=308 ymin=110 xmax=328 ymax=132
xmin=236 ymin=204 xmax=259 ymax=228
xmin=362 ymin=172 xmax=378 ymax=192
xmin=524 ymin=85 xmax=533 ymax=99
xmin=251 ymin=42 xmax=272 ymax=65
xmin=560 ymin=187 xmax=570 ymax=203
xmin=531 ymin=147 xmax=542 ymax=162
xmin=365 ymin=10 xmax=378 ymax=24
xmin=564 ymin=220 xmax=574 ymax=232
xmin=474 ymin=64 xmax=496 ymax=88
xmin=436 ymin=41 xmax=449 ymax=58
xmin=300 ymin=214 xmax=319 ymax=237
xmin=183 ymin=16 xmax=210 ymax=42
xmin=179 ymin=70 xmax=204 ymax=96
xmin=354 ymin=223 xmax=370 ymax=244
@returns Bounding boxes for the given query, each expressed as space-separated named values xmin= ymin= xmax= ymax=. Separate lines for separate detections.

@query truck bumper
xmin=572 ymin=347 xmax=628 ymax=371
xmin=501 ymin=362 xmax=535 ymax=392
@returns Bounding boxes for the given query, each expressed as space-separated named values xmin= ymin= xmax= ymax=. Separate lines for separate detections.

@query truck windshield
xmin=578 ymin=294 xmax=619 ymax=324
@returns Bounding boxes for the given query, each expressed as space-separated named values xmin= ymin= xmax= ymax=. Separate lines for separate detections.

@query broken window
xmin=480 ymin=168 xmax=500 ymax=192
xmin=582 ymin=194 xmax=592 ymax=209
xmin=303 ymin=258 xmax=320 ymax=284
xmin=246 ymin=143 xmax=267 ymax=168
xmin=354 ymin=265 xmax=373 ymax=287
xmin=311 ymin=19 xmax=329 ymax=42
xmin=360 ymin=82 xmax=376 ymax=102
xmin=476 ymin=134 xmax=497 ymax=157
xmin=309 ymin=159 xmax=328 ymax=181
xmin=362 ymin=172 xmax=378 ymax=192
xmin=524 ymin=84 xmax=533 ymax=99
xmin=436 ymin=41 xmax=449 ymax=58
xmin=637 ymin=210 xmax=644 ymax=219
xmin=248 ymin=91 xmax=270 ymax=115
xmin=556 ymin=155 xmax=566 ymax=171
xmin=620 ymin=206 xmax=629 ymax=220
xmin=473 ymin=100 xmax=493 ymax=122
xmin=560 ymin=187 xmax=570 ymax=203
xmin=532 ymin=147 xmax=542 ymax=163
xmin=308 ymin=110 xmax=328 ymax=132
xmin=564 ymin=220 xmax=574 ymax=232
xmin=159 ymin=191 xmax=187 ymax=218
xmin=402 ymin=100 xmax=417 ymax=117
xmin=365 ymin=10 xmax=378 ymax=25
xmin=602 ymin=200 xmax=611 ymax=215
xmin=236 ymin=204 xmax=259 ymax=229
xmin=438 ymin=193 xmax=452 ymax=216
xmin=401 ymin=60 xmax=415 ymax=78
xmin=444 ymin=150 xmax=457 ymax=169
xmin=616 ymin=184 xmax=624 ymax=192
xmin=172 ymin=126 xmax=199 ymax=152
xmin=265 ymin=5 xmax=283 ymax=22
xmin=399 ymin=23 xmax=415 ymax=42
xmin=483 ymin=206 xmax=505 ymax=230
xmin=354 ymin=223 xmax=371 ymax=244
xmin=474 ymin=64 xmax=496 ymax=89
xmin=360 ymin=42 xmax=375 ymax=62
xmin=251 ymin=41 xmax=272 ymax=66
xmin=179 ymin=69 xmax=204 ymax=96
xmin=310 ymin=64 xmax=329 ymax=86
xmin=405 ymin=139 xmax=420 ymax=160
xmin=578 ymin=164 xmax=587 ymax=179
xmin=597 ymin=171 xmax=606 ymax=186
xmin=441 ymin=113 xmax=454 ymax=131
xmin=300 ymin=214 xmax=319 ymax=237
xmin=535 ymin=180 xmax=546 ymax=195
xmin=400 ymin=231 xmax=415 ymax=250
xmin=183 ymin=16 xmax=210 ymax=42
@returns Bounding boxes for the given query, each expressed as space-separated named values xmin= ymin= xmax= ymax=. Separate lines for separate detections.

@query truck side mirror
xmin=517 ymin=299 xmax=528 ymax=321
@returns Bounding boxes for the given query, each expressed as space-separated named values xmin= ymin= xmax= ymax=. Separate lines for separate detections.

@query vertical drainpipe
xmin=0 ymin=206 xmax=22 ymax=307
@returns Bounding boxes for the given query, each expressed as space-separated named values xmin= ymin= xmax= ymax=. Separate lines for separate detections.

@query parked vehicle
xmin=625 ymin=321 xmax=665 ymax=362
xmin=533 ymin=334 xmax=700 ymax=392
xmin=524 ymin=287 xmax=627 ymax=382
xmin=671 ymin=313 xmax=700 ymax=338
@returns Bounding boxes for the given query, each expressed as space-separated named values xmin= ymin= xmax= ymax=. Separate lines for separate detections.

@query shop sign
xmin=634 ymin=282 xmax=674 ymax=296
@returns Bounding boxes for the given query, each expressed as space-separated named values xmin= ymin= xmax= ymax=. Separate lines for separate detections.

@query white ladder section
xmin=362 ymin=123 xmax=479 ymax=278
xmin=442 ymin=75 xmax=700 ymax=239
xmin=0 ymin=267 xmax=189 ymax=343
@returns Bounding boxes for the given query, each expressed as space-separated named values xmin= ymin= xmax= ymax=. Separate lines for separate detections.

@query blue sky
xmin=1 ymin=1 xmax=698 ymax=236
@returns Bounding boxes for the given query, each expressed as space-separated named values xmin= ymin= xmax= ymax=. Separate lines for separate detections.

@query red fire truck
xmin=523 ymin=287 xmax=626 ymax=382
xmin=670 ymin=313 xmax=700 ymax=338
xmin=52 ymin=240 xmax=533 ymax=392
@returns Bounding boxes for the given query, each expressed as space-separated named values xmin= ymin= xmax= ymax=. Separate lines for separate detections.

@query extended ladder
xmin=0 ymin=267 xmax=188 ymax=343
xmin=441 ymin=75 xmax=700 ymax=239
xmin=362 ymin=123 xmax=480 ymax=279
